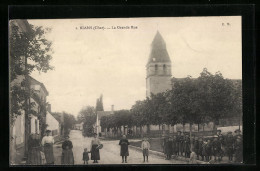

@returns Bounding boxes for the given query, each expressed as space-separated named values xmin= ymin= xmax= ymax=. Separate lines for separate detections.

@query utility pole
xmin=23 ymin=55 xmax=31 ymax=159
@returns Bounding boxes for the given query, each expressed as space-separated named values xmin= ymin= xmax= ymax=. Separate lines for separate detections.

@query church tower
xmin=146 ymin=31 xmax=172 ymax=97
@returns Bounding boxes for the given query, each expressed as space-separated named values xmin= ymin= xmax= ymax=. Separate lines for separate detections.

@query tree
xmin=63 ymin=112 xmax=76 ymax=135
xmin=197 ymin=68 xmax=235 ymax=130
xmin=9 ymin=20 xmax=53 ymax=127
xmin=78 ymin=106 xmax=96 ymax=137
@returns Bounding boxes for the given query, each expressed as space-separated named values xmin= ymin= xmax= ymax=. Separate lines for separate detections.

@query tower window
xmin=163 ymin=64 xmax=166 ymax=73
xmin=155 ymin=64 xmax=158 ymax=70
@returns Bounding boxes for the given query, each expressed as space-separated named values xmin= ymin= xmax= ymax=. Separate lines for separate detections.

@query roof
xmin=147 ymin=31 xmax=171 ymax=65
xmin=29 ymin=76 xmax=49 ymax=96
xmin=13 ymin=19 xmax=32 ymax=33
xmin=97 ymin=111 xmax=113 ymax=118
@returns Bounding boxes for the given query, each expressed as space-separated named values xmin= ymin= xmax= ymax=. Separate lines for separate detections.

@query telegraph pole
xmin=23 ymin=54 xmax=31 ymax=159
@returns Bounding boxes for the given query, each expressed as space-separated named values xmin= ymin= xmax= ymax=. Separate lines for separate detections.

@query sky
xmin=28 ymin=16 xmax=242 ymax=116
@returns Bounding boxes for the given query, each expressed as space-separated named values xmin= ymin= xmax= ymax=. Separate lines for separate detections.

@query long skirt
xmin=44 ymin=143 xmax=54 ymax=164
xmin=61 ymin=149 xmax=74 ymax=165
xmin=120 ymin=145 xmax=129 ymax=156
xmin=91 ymin=145 xmax=100 ymax=160
xmin=27 ymin=146 xmax=42 ymax=165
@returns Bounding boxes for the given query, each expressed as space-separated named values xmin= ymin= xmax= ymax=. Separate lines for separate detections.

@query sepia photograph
xmin=9 ymin=16 xmax=243 ymax=165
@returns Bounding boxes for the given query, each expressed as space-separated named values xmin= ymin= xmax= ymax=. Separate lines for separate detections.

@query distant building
xmin=146 ymin=31 xmax=172 ymax=97
xmin=75 ymin=122 xmax=84 ymax=130
xmin=96 ymin=105 xmax=114 ymax=136
xmin=45 ymin=104 xmax=61 ymax=142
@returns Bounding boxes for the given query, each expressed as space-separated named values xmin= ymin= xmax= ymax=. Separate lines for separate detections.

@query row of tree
xmin=100 ymin=68 xmax=242 ymax=135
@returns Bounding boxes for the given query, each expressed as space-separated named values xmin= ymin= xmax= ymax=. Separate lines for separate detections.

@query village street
xmin=53 ymin=130 xmax=187 ymax=165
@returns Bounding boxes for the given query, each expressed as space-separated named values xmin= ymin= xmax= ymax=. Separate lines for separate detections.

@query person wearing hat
xmin=225 ymin=131 xmax=234 ymax=162
xmin=119 ymin=135 xmax=130 ymax=163
xmin=141 ymin=137 xmax=150 ymax=162
xmin=234 ymin=135 xmax=243 ymax=163
xmin=90 ymin=133 xmax=101 ymax=163
xmin=212 ymin=136 xmax=221 ymax=162
xmin=193 ymin=136 xmax=200 ymax=160
xmin=165 ymin=136 xmax=173 ymax=160
xmin=41 ymin=130 xmax=55 ymax=164
xmin=178 ymin=132 xmax=184 ymax=157
xmin=234 ymin=129 xmax=242 ymax=140
xmin=198 ymin=137 xmax=204 ymax=161
xmin=216 ymin=130 xmax=222 ymax=137
xmin=172 ymin=135 xmax=177 ymax=157
xmin=183 ymin=134 xmax=191 ymax=158
xmin=205 ymin=138 xmax=213 ymax=162
xmin=61 ymin=135 xmax=74 ymax=165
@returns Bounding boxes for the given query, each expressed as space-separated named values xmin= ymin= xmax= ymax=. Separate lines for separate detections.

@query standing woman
xmin=41 ymin=130 xmax=55 ymax=164
xmin=27 ymin=134 xmax=42 ymax=165
xmin=119 ymin=135 xmax=130 ymax=163
xmin=90 ymin=133 xmax=101 ymax=163
xmin=61 ymin=135 xmax=74 ymax=165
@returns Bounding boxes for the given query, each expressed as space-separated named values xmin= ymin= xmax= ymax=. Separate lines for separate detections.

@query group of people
xmin=27 ymin=130 xmax=103 ymax=165
xmin=162 ymin=129 xmax=243 ymax=163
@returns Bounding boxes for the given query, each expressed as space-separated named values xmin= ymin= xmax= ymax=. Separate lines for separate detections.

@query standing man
xmin=119 ymin=135 xmax=130 ymax=163
xmin=198 ymin=137 xmax=204 ymax=161
xmin=234 ymin=135 xmax=243 ymax=163
xmin=176 ymin=131 xmax=181 ymax=156
xmin=194 ymin=137 xmax=200 ymax=160
xmin=172 ymin=135 xmax=177 ymax=157
xmin=179 ymin=132 xmax=184 ymax=157
xmin=184 ymin=134 xmax=191 ymax=158
xmin=225 ymin=131 xmax=234 ymax=162
xmin=212 ymin=136 xmax=221 ymax=162
xmin=90 ymin=133 xmax=101 ymax=163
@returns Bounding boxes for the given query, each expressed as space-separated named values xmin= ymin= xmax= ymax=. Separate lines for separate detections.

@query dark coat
xmin=225 ymin=136 xmax=235 ymax=155
xmin=83 ymin=152 xmax=90 ymax=161
xmin=165 ymin=140 xmax=173 ymax=155
xmin=183 ymin=137 xmax=191 ymax=153
xmin=194 ymin=140 xmax=200 ymax=154
xmin=61 ymin=140 xmax=74 ymax=164
xmin=198 ymin=141 xmax=203 ymax=156
xmin=234 ymin=141 xmax=243 ymax=162
xmin=172 ymin=139 xmax=178 ymax=153
xmin=212 ymin=140 xmax=221 ymax=156
xmin=119 ymin=139 xmax=129 ymax=156
xmin=205 ymin=142 xmax=212 ymax=156
xmin=62 ymin=140 xmax=73 ymax=150
xmin=178 ymin=136 xmax=184 ymax=152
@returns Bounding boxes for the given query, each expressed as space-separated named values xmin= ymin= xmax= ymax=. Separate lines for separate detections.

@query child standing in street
xmin=189 ymin=149 xmax=197 ymax=164
xmin=82 ymin=148 xmax=90 ymax=164
xmin=141 ymin=137 xmax=150 ymax=162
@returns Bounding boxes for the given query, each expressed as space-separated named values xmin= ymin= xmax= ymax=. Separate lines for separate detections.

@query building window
xmin=155 ymin=64 xmax=158 ymax=73
xmin=35 ymin=119 xmax=37 ymax=133
xmin=163 ymin=64 xmax=166 ymax=70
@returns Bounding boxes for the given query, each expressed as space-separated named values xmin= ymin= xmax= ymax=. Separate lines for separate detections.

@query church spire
xmin=147 ymin=31 xmax=171 ymax=64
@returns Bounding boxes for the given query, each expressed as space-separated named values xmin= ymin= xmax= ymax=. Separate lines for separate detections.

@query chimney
xmin=47 ymin=104 xmax=51 ymax=113
xmin=111 ymin=105 xmax=114 ymax=114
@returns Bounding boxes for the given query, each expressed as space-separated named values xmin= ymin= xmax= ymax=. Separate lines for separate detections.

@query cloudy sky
xmin=28 ymin=16 xmax=242 ymax=116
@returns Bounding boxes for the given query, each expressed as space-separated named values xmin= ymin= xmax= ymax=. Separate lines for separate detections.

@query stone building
xmin=146 ymin=31 xmax=172 ymax=97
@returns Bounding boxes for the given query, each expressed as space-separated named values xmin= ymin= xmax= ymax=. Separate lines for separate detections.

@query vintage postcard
xmin=9 ymin=17 xmax=243 ymax=165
